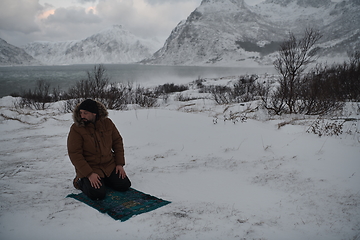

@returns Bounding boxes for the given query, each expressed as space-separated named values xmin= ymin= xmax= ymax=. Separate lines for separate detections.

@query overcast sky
xmin=0 ymin=0 xmax=345 ymax=47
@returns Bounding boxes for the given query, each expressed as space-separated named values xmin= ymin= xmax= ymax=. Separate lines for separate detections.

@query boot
xmin=73 ymin=176 xmax=81 ymax=190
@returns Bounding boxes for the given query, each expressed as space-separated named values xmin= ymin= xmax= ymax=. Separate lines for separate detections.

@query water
xmin=0 ymin=64 xmax=276 ymax=97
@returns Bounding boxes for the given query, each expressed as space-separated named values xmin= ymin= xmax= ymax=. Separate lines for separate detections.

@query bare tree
xmin=87 ymin=64 xmax=110 ymax=99
xmin=66 ymin=64 xmax=110 ymax=100
xmin=273 ymin=28 xmax=322 ymax=114
xmin=17 ymin=80 xmax=52 ymax=110
xmin=349 ymin=50 xmax=360 ymax=65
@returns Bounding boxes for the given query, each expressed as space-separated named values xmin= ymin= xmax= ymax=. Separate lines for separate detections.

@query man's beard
xmin=81 ymin=118 xmax=90 ymax=125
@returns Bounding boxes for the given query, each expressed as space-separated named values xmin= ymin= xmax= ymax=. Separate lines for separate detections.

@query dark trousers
xmin=79 ymin=169 xmax=131 ymax=200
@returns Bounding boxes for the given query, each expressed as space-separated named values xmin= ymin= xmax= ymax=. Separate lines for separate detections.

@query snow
xmin=146 ymin=0 xmax=359 ymax=67
xmin=255 ymin=1 xmax=333 ymax=25
xmin=0 ymin=79 xmax=359 ymax=239
xmin=22 ymin=25 xmax=160 ymax=65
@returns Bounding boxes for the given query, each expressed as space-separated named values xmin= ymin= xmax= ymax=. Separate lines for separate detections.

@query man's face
xmin=80 ymin=110 xmax=96 ymax=123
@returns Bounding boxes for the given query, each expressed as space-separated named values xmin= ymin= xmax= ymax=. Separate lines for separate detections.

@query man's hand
xmin=88 ymin=173 xmax=102 ymax=189
xmin=115 ymin=165 xmax=127 ymax=179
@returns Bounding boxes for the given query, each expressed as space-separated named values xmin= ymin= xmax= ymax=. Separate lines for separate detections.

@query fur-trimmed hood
xmin=72 ymin=100 xmax=109 ymax=126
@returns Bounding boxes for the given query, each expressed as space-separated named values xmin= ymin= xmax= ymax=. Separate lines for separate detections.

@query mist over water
xmin=0 ymin=64 xmax=276 ymax=97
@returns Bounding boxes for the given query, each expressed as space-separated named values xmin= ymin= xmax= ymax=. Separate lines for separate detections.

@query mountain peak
xmin=145 ymin=0 xmax=359 ymax=66
xmin=263 ymin=0 xmax=331 ymax=8
xmin=112 ymin=24 xmax=123 ymax=29
xmin=99 ymin=24 xmax=128 ymax=35
xmin=22 ymin=25 xmax=160 ymax=65
xmin=200 ymin=0 xmax=247 ymax=9
xmin=0 ymin=38 xmax=41 ymax=66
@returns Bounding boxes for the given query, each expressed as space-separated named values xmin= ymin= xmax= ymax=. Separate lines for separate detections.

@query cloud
xmin=43 ymin=7 xmax=101 ymax=24
xmin=4 ymin=0 xmax=279 ymax=47
xmin=34 ymin=6 xmax=103 ymax=43
xmin=77 ymin=0 xmax=97 ymax=3
xmin=146 ymin=0 xmax=195 ymax=4
xmin=0 ymin=0 xmax=42 ymax=34
xmin=96 ymin=0 xmax=199 ymax=39
xmin=0 ymin=0 xmax=201 ymax=46
xmin=38 ymin=9 xmax=56 ymax=20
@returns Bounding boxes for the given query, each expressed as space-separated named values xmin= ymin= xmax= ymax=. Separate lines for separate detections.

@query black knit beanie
xmin=79 ymin=99 xmax=99 ymax=115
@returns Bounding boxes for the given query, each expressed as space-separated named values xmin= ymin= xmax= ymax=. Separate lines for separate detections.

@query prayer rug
xmin=67 ymin=188 xmax=171 ymax=221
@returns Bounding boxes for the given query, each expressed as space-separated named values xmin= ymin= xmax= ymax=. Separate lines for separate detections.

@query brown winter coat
xmin=67 ymin=101 xmax=125 ymax=179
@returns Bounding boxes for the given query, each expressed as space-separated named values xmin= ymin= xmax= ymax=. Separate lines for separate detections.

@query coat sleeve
xmin=67 ymin=124 xmax=93 ymax=178
xmin=109 ymin=119 xmax=126 ymax=166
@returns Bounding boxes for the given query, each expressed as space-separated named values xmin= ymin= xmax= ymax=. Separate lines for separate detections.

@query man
xmin=67 ymin=99 xmax=131 ymax=200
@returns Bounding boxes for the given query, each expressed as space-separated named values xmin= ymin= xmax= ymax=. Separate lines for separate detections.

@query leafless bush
xmin=258 ymin=29 xmax=359 ymax=115
xmin=334 ymin=53 xmax=360 ymax=101
xmin=64 ymin=65 xmax=161 ymax=109
xmin=209 ymin=85 xmax=232 ymax=104
xmin=63 ymin=82 xmax=133 ymax=112
xmin=174 ymin=93 xmax=201 ymax=102
xmin=101 ymin=83 xmax=132 ymax=110
xmin=307 ymin=119 xmax=344 ymax=137
xmin=200 ymin=75 xmax=258 ymax=105
xmin=271 ymin=28 xmax=322 ymax=114
xmin=64 ymin=64 xmax=110 ymax=100
xmin=223 ymin=110 xmax=247 ymax=124
xmin=297 ymin=64 xmax=345 ymax=115
xmin=154 ymin=83 xmax=188 ymax=95
xmin=62 ymin=98 xmax=82 ymax=113
xmin=132 ymin=85 xmax=159 ymax=108
xmin=15 ymin=80 xmax=57 ymax=110
xmin=154 ymin=83 xmax=189 ymax=104
xmin=14 ymin=63 xmax=162 ymax=112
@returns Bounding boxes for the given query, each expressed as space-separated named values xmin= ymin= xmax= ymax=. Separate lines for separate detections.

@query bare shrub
xmin=63 ymin=65 xmax=133 ymax=111
xmin=258 ymin=29 xmax=357 ymax=116
xmin=132 ymin=85 xmax=158 ymax=108
xmin=174 ymin=93 xmax=200 ymax=102
xmin=64 ymin=78 xmax=92 ymax=100
xmin=154 ymin=83 xmax=188 ymax=95
xmin=154 ymin=83 xmax=189 ymax=104
xmin=298 ymin=64 xmax=345 ymax=115
xmin=269 ymin=28 xmax=322 ymax=114
xmin=232 ymin=75 xmax=258 ymax=102
xmin=201 ymin=75 xmax=259 ymax=105
xmin=16 ymin=80 xmax=52 ymax=110
xmin=64 ymin=64 xmax=110 ymax=100
xmin=223 ymin=110 xmax=247 ymax=124
xmin=101 ymin=83 xmax=132 ymax=110
xmin=62 ymin=98 xmax=82 ymax=113
xmin=63 ymin=82 xmax=133 ymax=112
xmin=336 ymin=53 xmax=360 ymax=101
xmin=210 ymin=85 xmax=232 ymax=104
xmin=307 ymin=119 xmax=344 ymax=137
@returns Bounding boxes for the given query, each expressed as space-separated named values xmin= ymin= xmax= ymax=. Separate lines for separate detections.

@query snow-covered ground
xmin=0 ymin=77 xmax=359 ymax=239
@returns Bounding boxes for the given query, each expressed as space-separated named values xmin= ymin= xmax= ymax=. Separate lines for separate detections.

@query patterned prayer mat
xmin=67 ymin=188 xmax=171 ymax=221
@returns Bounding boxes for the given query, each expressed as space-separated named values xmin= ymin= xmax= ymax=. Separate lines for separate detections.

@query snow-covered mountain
xmin=3 ymin=1 xmax=359 ymax=66
xmin=143 ymin=0 xmax=360 ymax=66
xmin=23 ymin=25 xmax=161 ymax=65
xmin=0 ymin=38 xmax=41 ymax=66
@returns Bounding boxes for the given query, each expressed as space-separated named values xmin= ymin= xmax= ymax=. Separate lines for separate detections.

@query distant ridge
xmin=1 ymin=0 xmax=359 ymax=66
xmin=22 ymin=25 xmax=161 ymax=65
xmin=0 ymin=38 xmax=41 ymax=66
xmin=142 ymin=0 xmax=360 ymax=66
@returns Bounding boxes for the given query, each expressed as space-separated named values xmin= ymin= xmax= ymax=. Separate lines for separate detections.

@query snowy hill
xmin=0 ymin=38 xmax=41 ymax=66
xmin=23 ymin=25 xmax=161 ymax=65
xmin=0 ymin=82 xmax=359 ymax=239
xmin=143 ymin=0 xmax=360 ymax=66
